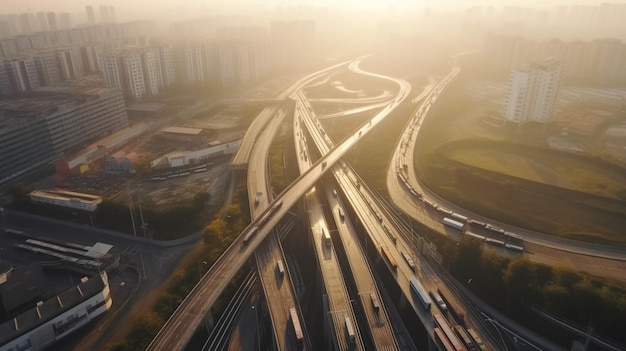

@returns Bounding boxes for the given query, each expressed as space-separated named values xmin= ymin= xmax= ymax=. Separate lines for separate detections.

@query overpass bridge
xmin=247 ymin=105 xmax=311 ymax=351
xmin=295 ymin=89 xmax=402 ymax=350
xmin=146 ymin=56 xmax=410 ymax=350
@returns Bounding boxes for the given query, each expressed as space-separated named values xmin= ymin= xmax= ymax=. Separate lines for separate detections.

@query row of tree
xmin=444 ymin=237 xmax=626 ymax=346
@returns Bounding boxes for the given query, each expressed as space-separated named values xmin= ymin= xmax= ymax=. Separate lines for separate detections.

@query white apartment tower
xmin=504 ymin=58 xmax=562 ymax=124
xmin=100 ymin=48 xmax=167 ymax=100
xmin=100 ymin=52 xmax=124 ymax=91
xmin=174 ymin=43 xmax=204 ymax=83
xmin=57 ymin=48 xmax=85 ymax=80
xmin=121 ymin=51 xmax=146 ymax=99
xmin=4 ymin=57 xmax=41 ymax=92
xmin=159 ymin=45 xmax=176 ymax=87
xmin=141 ymin=48 xmax=163 ymax=96
xmin=33 ymin=51 xmax=62 ymax=86
xmin=218 ymin=43 xmax=237 ymax=85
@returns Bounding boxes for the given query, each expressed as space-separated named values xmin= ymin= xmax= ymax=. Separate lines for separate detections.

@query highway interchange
xmin=147 ymin=55 xmax=626 ymax=351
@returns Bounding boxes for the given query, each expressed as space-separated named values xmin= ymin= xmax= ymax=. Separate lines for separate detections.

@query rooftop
xmin=0 ymin=87 xmax=118 ymax=120
xmin=0 ymin=272 xmax=108 ymax=346
xmin=161 ymin=126 xmax=203 ymax=135
xmin=30 ymin=189 xmax=102 ymax=204
xmin=127 ymin=103 xmax=166 ymax=113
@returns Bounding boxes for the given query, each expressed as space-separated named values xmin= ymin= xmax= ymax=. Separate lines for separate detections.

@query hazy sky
xmin=4 ymin=0 xmax=624 ymax=13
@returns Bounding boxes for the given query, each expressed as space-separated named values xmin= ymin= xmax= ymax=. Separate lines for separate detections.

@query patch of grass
xmin=420 ymin=156 xmax=626 ymax=245
xmin=268 ymin=122 xmax=290 ymax=193
xmin=442 ymin=141 xmax=626 ymax=200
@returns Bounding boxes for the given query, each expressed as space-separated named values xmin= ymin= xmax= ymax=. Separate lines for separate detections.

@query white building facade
xmin=0 ymin=272 xmax=112 ymax=351
xmin=504 ymin=58 xmax=562 ymax=124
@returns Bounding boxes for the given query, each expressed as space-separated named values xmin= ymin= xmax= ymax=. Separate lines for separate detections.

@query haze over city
xmin=0 ymin=1 xmax=625 ymax=351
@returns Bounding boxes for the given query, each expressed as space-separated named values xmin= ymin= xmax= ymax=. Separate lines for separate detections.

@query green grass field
xmin=416 ymin=78 xmax=626 ymax=245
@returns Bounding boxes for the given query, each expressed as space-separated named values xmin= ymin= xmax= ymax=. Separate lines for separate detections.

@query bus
xmin=370 ymin=292 xmax=380 ymax=312
xmin=451 ymin=212 xmax=468 ymax=222
xmin=401 ymin=251 xmax=416 ymax=272
xmin=410 ymin=277 xmax=432 ymax=310
xmin=243 ymin=227 xmax=258 ymax=246
xmin=323 ymin=228 xmax=331 ymax=247
xmin=345 ymin=316 xmax=355 ymax=345
xmin=289 ymin=307 xmax=304 ymax=350
xmin=276 ymin=260 xmax=285 ymax=276
xmin=429 ymin=291 xmax=448 ymax=311
xmin=465 ymin=232 xmax=486 ymax=241
xmin=485 ymin=237 xmax=505 ymax=247
xmin=443 ymin=217 xmax=464 ymax=231
xmin=381 ymin=246 xmax=398 ymax=270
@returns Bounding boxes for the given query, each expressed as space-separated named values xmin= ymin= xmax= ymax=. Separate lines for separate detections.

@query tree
xmin=450 ymin=236 xmax=483 ymax=284
xmin=503 ymin=256 xmax=536 ymax=311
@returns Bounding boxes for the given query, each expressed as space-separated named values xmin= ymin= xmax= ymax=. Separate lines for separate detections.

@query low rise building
xmin=0 ymin=272 xmax=112 ymax=351
xmin=29 ymin=189 xmax=102 ymax=212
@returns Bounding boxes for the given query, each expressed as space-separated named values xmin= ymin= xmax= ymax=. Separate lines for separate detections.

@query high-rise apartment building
xmin=140 ymin=48 xmax=163 ymax=96
xmin=14 ymin=35 xmax=32 ymax=52
xmin=0 ymin=64 xmax=12 ymax=95
xmin=593 ymin=38 xmax=623 ymax=81
xmin=33 ymin=51 xmax=62 ymax=86
xmin=0 ymin=38 xmax=18 ymax=59
xmin=81 ymin=45 xmax=101 ymax=74
xmin=159 ymin=45 xmax=176 ymax=87
xmin=174 ymin=43 xmax=205 ymax=83
xmin=100 ymin=5 xmax=110 ymax=23
xmin=57 ymin=48 xmax=85 ymax=80
xmin=36 ymin=12 xmax=48 ymax=32
xmin=0 ymin=21 xmax=12 ymax=39
xmin=18 ymin=13 xmax=32 ymax=34
xmin=108 ymin=6 xmax=116 ymax=22
xmin=100 ymin=47 xmax=167 ymax=100
xmin=59 ymin=13 xmax=72 ymax=30
xmin=86 ymin=6 xmax=96 ymax=25
xmin=46 ymin=12 xmax=58 ymax=31
xmin=4 ymin=57 xmax=41 ymax=93
xmin=504 ymin=58 xmax=562 ymax=124
xmin=217 ymin=43 xmax=236 ymax=85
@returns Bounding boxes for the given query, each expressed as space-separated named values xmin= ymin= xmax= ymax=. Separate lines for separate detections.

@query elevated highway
xmin=247 ymin=106 xmax=310 ymax=351
xmin=296 ymin=89 xmax=401 ymax=350
xmin=147 ymin=55 xmax=410 ymax=351
xmin=298 ymin=83 xmax=436 ymax=349
xmin=294 ymin=108 xmax=365 ymax=351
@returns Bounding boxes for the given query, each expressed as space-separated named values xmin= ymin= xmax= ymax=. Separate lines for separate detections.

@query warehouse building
xmin=29 ymin=189 xmax=102 ymax=212
xmin=0 ymin=272 xmax=112 ymax=351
